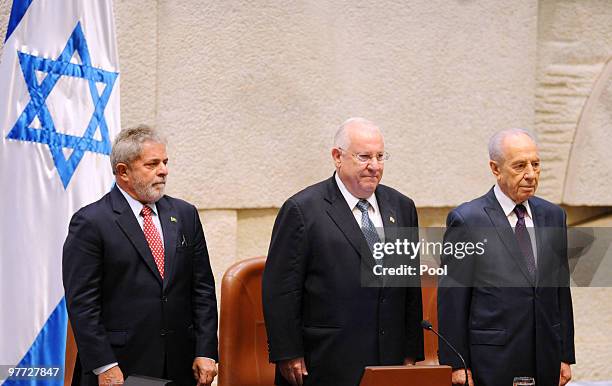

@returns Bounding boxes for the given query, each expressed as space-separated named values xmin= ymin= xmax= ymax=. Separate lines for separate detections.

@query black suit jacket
xmin=437 ymin=188 xmax=575 ymax=386
xmin=262 ymin=175 xmax=424 ymax=386
xmin=63 ymin=186 xmax=218 ymax=386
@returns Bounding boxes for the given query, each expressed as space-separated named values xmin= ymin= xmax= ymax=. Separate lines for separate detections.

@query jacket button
xmin=381 ymin=297 xmax=386 ymax=303
xmin=161 ymin=296 xmax=168 ymax=302
xmin=160 ymin=329 xmax=167 ymax=336
xmin=380 ymin=329 xmax=385 ymax=335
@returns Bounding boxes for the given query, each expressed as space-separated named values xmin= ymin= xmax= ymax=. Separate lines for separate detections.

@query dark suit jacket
xmin=262 ymin=175 xmax=424 ymax=386
xmin=437 ymin=188 xmax=575 ymax=386
xmin=63 ymin=186 xmax=218 ymax=386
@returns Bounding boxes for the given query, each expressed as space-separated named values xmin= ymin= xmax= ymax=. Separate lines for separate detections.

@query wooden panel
xmin=360 ymin=365 xmax=451 ymax=386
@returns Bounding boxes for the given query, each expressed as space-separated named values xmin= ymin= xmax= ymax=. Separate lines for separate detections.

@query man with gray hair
xmin=63 ymin=125 xmax=218 ymax=386
xmin=263 ymin=118 xmax=424 ymax=386
xmin=437 ymin=128 xmax=575 ymax=386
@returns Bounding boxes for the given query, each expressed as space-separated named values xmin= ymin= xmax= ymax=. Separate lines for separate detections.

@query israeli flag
xmin=0 ymin=1 xmax=120 ymax=384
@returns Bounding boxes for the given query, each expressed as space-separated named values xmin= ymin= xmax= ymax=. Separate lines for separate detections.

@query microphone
xmin=421 ymin=320 xmax=469 ymax=386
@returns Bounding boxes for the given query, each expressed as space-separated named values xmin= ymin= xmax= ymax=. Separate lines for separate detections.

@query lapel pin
xmin=170 ymin=216 xmax=177 ymax=223
xmin=390 ymin=216 xmax=395 ymax=223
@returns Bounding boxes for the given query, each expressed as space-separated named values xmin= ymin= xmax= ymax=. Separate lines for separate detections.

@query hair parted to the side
xmin=110 ymin=124 xmax=166 ymax=174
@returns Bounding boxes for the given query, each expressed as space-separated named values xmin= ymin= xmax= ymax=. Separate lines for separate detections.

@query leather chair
xmin=218 ymin=256 xmax=440 ymax=385
xmin=218 ymin=257 xmax=275 ymax=386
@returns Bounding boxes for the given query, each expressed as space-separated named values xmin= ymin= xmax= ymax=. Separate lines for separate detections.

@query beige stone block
xmin=565 ymin=206 xmax=612 ymax=226
xmin=537 ymin=0 xmax=612 ymax=204
xmin=538 ymin=0 xmax=612 ymax=65
xmin=199 ymin=209 xmax=237 ymax=297
xmin=537 ymin=142 xmax=572 ymax=200
xmin=563 ymin=59 xmax=612 ymax=205
xmin=571 ymin=287 xmax=612 ymax=381
xmin=237 ymin=208 xmax=278 ymax=260
xmin=156 ymin=0 xmax=537 ymax=208
xmin=417 ymin=207 xmax=452 ymax=228
xmin=568 ymin=211 xmax=612 ymax=380
xmin=535 ymin=63 xmax=601 ymax=202
xmin=113 ymin=0 xmax=157 ymax=129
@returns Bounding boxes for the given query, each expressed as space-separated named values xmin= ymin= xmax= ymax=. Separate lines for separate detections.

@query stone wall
xmin=536 ymin=0 xmax=612 ymax=205
xmin=1 ymin=0 xmax=610 ymax=381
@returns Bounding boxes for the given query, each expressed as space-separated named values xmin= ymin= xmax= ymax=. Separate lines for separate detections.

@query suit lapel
xmin=375 ymin=188 xmax=397 ymax=288
xmin=377 ymin=189 xmax=397 ymax=236
xmin=156 ymin=197 xmax=178 ymax=291
xmin=324 ymin=176 xmax=374 ymax=270
xmin=483 ymin=189 xmax=535 ymax=286
xmin=111 ymin=187 xmax=163 ymax=285
xmin=529 ymin=198 xmax=548 ymax=287
xmin=376 ymin=188 xmax=398 ymax=264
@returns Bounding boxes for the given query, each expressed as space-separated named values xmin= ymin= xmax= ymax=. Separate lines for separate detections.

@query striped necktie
xmin=356 ymin=199 xmax=381 ymax=252
xmin=514 ymin=204 xmax=536 ymax=282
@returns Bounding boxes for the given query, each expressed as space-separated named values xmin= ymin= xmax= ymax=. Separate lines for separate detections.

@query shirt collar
xmin=493 ymin=184 xmax=533 ymax=219
xmin=334 ymin=173 xmax=380 ymax=214
xmin=117 ymin=184 xmax=159 ymax=218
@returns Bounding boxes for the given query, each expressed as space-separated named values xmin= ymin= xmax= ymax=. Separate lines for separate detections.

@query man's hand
xmin=559 ymin=362 xmax=572 ymax=386
xmin=98 ymin=366 xmax=124 ymax=385
xmin=278 ymin=357 xmax=308 ymax=386
xmin=451 ymin=368 xmax=474 ymax=386
xmin=192 ymin=357 xmax=217 ymax=386
xmin=403 ymin=357 xmax=416 ymax=365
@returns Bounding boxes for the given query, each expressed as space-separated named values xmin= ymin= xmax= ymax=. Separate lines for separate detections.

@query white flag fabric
xmin=0 ymin=0 xmax=120 ymax=384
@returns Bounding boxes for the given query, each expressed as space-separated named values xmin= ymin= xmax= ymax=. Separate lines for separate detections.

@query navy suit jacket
xmin=262 ymin=175 xmax=424 ymax=386
xmin=437 ymin=188 xmax=575 ymax=386
xmin=63 ymin=186 xmax=218 ymax=386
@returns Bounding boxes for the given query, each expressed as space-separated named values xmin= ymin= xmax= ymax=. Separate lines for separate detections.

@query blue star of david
xmin=6 ymin=22 xmax=118 ymax=188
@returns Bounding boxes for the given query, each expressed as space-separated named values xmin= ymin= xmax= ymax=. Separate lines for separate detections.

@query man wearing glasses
xmin=263 ymin=117 xmax=424 ymax=386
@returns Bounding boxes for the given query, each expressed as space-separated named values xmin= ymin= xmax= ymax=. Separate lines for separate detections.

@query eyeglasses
xmin=338 ymin=148 xmax=390 ymax=163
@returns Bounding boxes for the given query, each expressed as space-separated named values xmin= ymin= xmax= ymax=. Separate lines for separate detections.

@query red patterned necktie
xmin=141 ymin=205 xmax=165 ymax=278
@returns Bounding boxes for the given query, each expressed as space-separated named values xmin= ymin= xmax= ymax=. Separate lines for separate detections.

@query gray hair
xmin=488 ymin=128 xmax=538 ymax=163
xmin=333 ymin=117 xmax=382 ymax=148
xmin=110 ymin=124 xmax=166 ymax=174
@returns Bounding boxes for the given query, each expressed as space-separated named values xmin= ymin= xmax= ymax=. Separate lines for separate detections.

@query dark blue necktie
xmin=513 ymin=204 xmax=536 ymax=282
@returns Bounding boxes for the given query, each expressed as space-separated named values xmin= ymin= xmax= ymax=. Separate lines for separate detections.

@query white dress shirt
xmin=493 ymin=184 xmax=538 ymax=264
xmin=335 ymin=173 xmax=385 ymax=241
